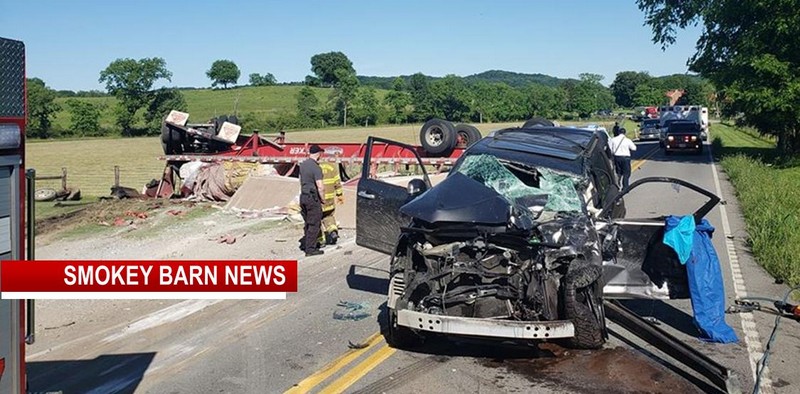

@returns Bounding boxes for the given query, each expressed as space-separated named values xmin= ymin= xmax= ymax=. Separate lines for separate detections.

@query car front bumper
xmin=396 ymin=309 xmax=575 ymax=339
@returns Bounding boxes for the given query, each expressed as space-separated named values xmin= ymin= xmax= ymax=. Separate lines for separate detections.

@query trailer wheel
xmin=523 ymin=117 xmax=555 ymax=128
xmin=454 ymin=124 xmax=482 ymax=148
xmin=563 ymin=268 xmax=606 ymax=349
xmin=34 ymin=188 xmax=57 ymax=202
xmin=419 ymin=118 xmax=456 ymax=156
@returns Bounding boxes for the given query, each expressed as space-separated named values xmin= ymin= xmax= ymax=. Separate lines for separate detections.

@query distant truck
xmin=658 ymin=105 xmax=709 ymax=141
xmin=662 ymin=120 xmax=704 ymax=155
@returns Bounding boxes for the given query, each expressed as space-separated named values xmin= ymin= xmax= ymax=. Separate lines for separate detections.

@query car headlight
xmin=667 ymin=136 xmax=674 ymax=141
xmin=691 ymin=136 xmax=698 ymax=141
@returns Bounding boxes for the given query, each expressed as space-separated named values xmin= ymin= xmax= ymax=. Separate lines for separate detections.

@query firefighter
xmin=319 ymin=162 xmax=344 ymax=245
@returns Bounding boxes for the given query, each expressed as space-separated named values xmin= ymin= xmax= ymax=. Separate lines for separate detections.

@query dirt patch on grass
xmin=35 ymin=199 xmax=217 ymax=244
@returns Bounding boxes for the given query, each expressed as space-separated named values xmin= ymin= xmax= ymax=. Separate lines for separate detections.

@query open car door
xmin=598 ymin=177 xmax=720 ymax=299
xmin=356 ymin=136 xmax=431 ymax=254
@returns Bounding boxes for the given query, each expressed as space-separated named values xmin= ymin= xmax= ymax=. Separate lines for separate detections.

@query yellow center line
xmin=284 ymin=332 xmax=384 ymax=394
xmin=317 ymin=343 xmax=397 ymax=394
xmin=632 ymin=146 xmax=659 ymax=171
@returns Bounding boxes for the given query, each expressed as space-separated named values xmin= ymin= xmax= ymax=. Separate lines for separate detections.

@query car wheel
xmin=34 ymin=188 xmax=57 ymax=202
xmin=385 ymin=308 xmax=423 ymax=349
xmin=454 ymin=124 xmax=482 ymax=148
xmin=564 ymin=268 xmax=606 ymax=349
xmin=522 ymin=117 xmax=554 ymax=128
xmin=419 ymin=119 xmax=457 ymax=156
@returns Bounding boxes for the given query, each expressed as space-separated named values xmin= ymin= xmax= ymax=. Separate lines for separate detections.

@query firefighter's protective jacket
xmin=320 ymin=163 xmax=343 ymax=212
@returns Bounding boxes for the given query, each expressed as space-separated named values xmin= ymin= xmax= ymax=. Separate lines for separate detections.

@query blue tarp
xmin=664 ymin=215 xmax=696 ymax=264
xmin=664 ymin=216 xmax=739 ymax=343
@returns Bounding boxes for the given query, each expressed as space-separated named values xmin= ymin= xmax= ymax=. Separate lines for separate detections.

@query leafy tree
xmin=304 ymin=75 xmax=321 ymax=87
xmin=65 ymin=99 xmax=103 ymax=137
xmin=610 ymin=71 xmax=653 ymax=107
xmin=678 ymin=80 xmax=715 ymax=106
xmin=99 ymin=57 xmax=172 ymax=135
xmin=206 ymin=60 xmax=240 ymax=88
xmin=471 ymin=82 xmax=526 ymax=122
xmin=145 ymin=88 xmax=187 ymax=135
xmin=526 ymin=84 xmax=566 ymax=120
xmin=632 ymin=81 xmax=666 ymax=107
xmin=637 ymin=0 xmax=800 ymax=152
xmin=408 ymin=72 xmax=433 ymax=121
xmin=249 ymin=72 xmax=277 ymax=86
xmin=352 ymin=87 xmax=380 ymax=126
xmin=296 ymin=86 xmax=320 ymax=121
xmin=429 ymin=75 xmax=473 ymax=121
xmin=331 ymin=68 xmax=360 ymax=126
xmin=566 ymin=74 xmax=615 ymax=118
xmin=310 ymin=52 xmax=355 ymax=87
xmin=26 ymin=78 xmax=60 ymax=138
xmin=383 ymin=77 xmax=412 ymax=123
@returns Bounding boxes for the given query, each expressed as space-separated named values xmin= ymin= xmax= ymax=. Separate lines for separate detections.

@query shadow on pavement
xmin=617 ymin=299 xmax=699 ymax=337
xmin=27 ymin=352 xmax=156 ymax=394
xmin=346 ymin=264 xmax=389 ymax=295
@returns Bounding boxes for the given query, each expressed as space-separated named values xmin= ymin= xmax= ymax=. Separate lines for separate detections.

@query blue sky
xmin=0 ymin=1 xmax=702 ymax=91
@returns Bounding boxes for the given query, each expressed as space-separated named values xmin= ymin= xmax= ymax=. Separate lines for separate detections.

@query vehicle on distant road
xmin=663 ymin=120 xmax=704 ymax=155
xmin=355 ymin=118 xmax=720 ymax=351
xmin=638 ymin=118 xmax=661 ymax=141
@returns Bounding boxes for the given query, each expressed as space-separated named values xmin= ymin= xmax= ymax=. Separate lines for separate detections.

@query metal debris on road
xmin=333 ymin=300 xmax=371 ymax=321
xmin=347 ymin=340 xmax=369 ymax=349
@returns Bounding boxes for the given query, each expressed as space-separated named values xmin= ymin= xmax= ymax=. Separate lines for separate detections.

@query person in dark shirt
xmin=298 ymin=145 xmax=325 ymax=256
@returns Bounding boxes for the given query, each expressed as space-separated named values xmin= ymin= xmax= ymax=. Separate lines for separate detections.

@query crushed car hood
xmin=399 ymin=172 xmax=513 ymax=225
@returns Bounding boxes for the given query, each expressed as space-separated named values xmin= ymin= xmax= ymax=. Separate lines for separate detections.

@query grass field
xmin=51 ymin=85 xmax=369 ymax=133
xmin=712 ymin=123 xmax=800 ymax=286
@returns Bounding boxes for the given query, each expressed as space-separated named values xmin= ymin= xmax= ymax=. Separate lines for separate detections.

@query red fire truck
xmin=0 ymin=36 xmax=36 ymax=394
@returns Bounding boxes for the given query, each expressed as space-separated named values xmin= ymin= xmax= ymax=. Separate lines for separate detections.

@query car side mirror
xmin=407 ymin=178 xmax=428 ymax=197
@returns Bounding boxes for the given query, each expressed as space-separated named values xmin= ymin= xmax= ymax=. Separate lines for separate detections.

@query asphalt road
xmin=26 ymin=140 xmax=800 ymax=394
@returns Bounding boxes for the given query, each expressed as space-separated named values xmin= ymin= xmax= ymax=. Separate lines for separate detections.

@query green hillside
xmin=51 ymin=85 xmax=386 ymax=134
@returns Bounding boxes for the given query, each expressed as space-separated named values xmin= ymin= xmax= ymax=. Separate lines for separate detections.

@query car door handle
xmin=358 ymin=190 xmax=375 ymax=200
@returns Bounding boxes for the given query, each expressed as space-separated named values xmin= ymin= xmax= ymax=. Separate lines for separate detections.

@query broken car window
xmin=456 ymin=154 xmax=583 ymax=213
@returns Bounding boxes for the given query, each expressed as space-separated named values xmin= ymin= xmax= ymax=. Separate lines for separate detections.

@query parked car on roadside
xmin=355 ymin=119 xmax=720 ymax=351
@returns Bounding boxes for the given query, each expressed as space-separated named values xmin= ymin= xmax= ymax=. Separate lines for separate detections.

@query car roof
xmin=467 ymin=126 xmax=601 ymax=174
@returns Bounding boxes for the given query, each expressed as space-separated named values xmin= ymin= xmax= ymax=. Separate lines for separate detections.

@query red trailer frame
xmin=155 ymin=131 xmax=467 ymax=198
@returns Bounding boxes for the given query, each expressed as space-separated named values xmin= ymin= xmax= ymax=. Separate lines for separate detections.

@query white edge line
xmin=709 ymin=146 xmax=772 ymax=393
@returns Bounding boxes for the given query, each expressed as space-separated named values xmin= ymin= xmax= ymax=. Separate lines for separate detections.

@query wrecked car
xmin=356 ymin=124 xmax=720 ymax=350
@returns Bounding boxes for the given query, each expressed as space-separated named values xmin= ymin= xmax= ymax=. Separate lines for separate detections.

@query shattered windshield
xmin=456 ymin=154 xmax=583 ymax=214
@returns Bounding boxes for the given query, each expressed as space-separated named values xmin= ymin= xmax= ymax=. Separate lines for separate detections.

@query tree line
xmin=26 ymin=50 xmax=715 ymax=139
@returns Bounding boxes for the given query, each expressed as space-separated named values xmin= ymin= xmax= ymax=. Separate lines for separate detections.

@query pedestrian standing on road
xmin=299 ymin=145 xmax=325 ymax=257
xmin=609 ymin=127 xmax=637 ymax=189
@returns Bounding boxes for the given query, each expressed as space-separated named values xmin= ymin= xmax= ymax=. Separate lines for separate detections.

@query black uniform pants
xmin=300 ymin=192 xmax=323 ymax=252
xmin=614 ymin=156 xmax=632 ymax=189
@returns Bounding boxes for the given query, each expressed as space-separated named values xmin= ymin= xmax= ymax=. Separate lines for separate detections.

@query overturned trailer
xmin=153 ymin=112 xmax=484 ymax=198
